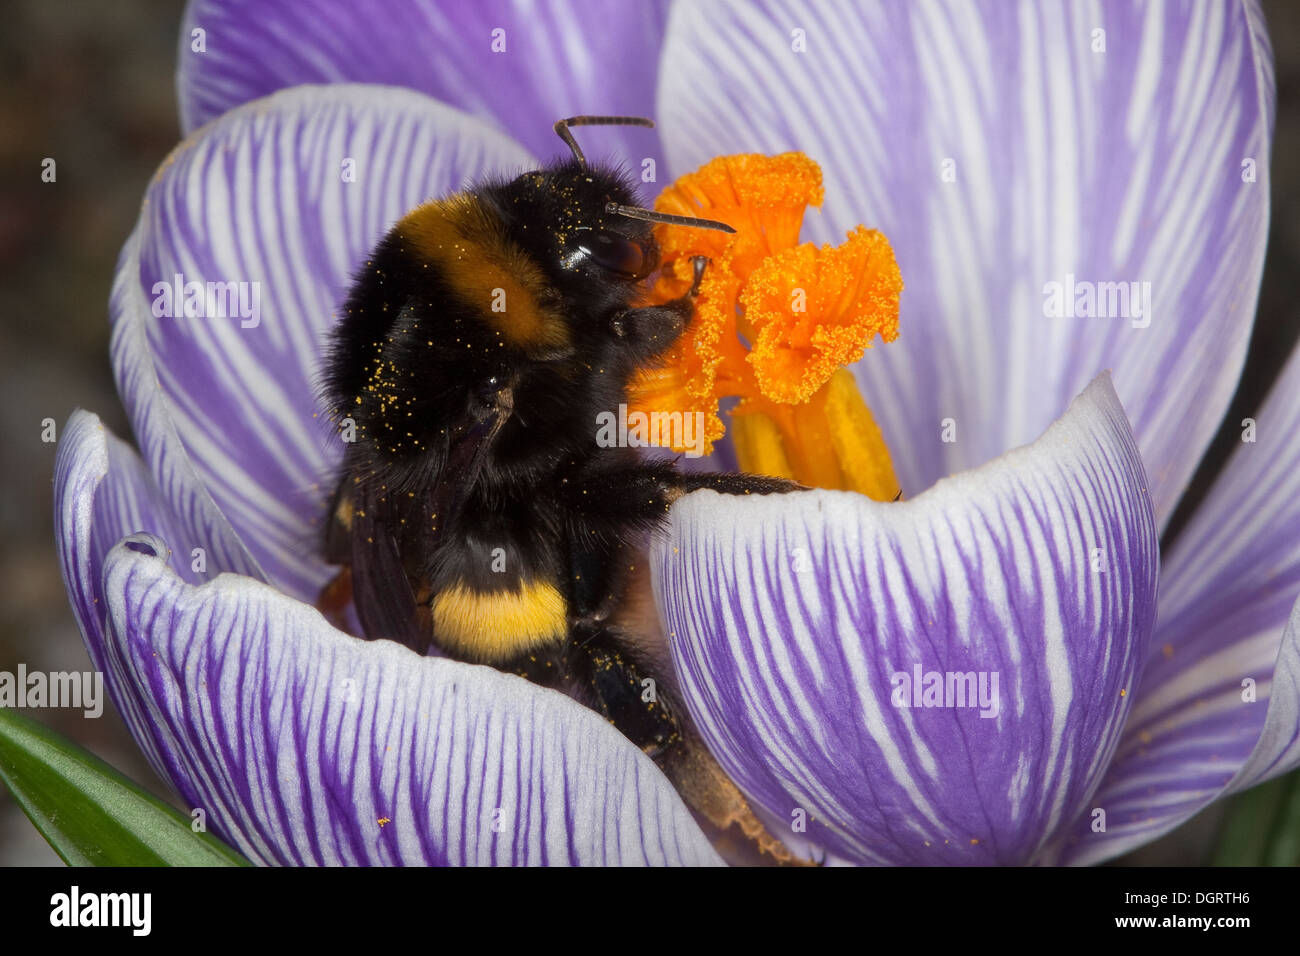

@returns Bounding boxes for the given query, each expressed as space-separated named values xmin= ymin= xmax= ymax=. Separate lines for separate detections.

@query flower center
xmin=628 ymin=153 xmax=904 ymax=499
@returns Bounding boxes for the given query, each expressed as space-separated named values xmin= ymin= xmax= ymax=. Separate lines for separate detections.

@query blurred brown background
xmin=0 ymin=1 xmax=1297 ymax=865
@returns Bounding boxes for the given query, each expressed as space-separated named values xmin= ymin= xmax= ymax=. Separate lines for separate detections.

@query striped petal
xmin=651 ymin=375 xmax=1158 ymax=864
xmin=112 ymin=84 xmax=533 ymax=605
xmin=55 ymin=411 xmax=211 ymax=781
xmin=178 ymin=0 xmax=670 ymax=166
xmin=1056 ymin=343 xmax=1300 ymax=864
xmin=657 ymin=0 xmax=1273 ymax=529
xmin=55 ymin=409 xmax=720 ymax=866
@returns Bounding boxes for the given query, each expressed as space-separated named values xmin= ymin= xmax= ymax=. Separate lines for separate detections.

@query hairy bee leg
xmin=570 ymin=623 xmax=681 ymax=758
xmin=504 ymin=624 xmax=680 ymax=757
xmin=659 ymin=727 xmax=817 ymax=867
xmin=575 ymin=620 xmax=816 ymax=865
xmin=605 ymin=255 xmax=712 ymax=362
xmin=687 ymin=254 xmax=708 ymax=296
xmin=670 ymin=471 xmax=807 ymax=499
xmin=502 ymin=619 xmax=807 ymax=864
xmin=561 ymin=461 xmax=804 ymax=531
xmin=607 ymin=300 xmax=694 ymax=361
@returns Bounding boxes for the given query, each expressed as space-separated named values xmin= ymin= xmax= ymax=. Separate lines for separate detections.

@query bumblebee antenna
xmin=551 ymin=117 xmax=736 ymax=233
xmin=605 ymin=203 xmax=737 ymax=234
xmin=554 ymin=115 xmax=654 ymax=166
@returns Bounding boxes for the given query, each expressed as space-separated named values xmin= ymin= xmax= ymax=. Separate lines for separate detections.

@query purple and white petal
xmin=1057 ymin=599 xmax=1300 ymax=866
xmin=113 ymin=84 xmax=533 ymax=605
xmin=178 ymin=0 xmax=670 ymax=168
xmin=1226 ymin=600 xmax=1300 ymax=793
xmin=1056 ymin=342 xmax=1300 ymax=864
xmin=55 ymin=410 xmax=212 ymax=780
xmin=652 ymin=375 xmax=1158 ymax=865
xmin=56 ymin=410 xmax=720 ymax=866
xmin=658 ymin=0 xmax=1273 ymax=529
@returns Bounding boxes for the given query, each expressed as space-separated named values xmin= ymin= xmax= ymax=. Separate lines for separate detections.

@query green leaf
xmin=1211 ymin=769 xmax=1300 ymax=866
xmin=0 ymin=708 xmax=249 ymax=866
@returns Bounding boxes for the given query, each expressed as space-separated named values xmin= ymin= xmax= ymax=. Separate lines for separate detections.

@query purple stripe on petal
xmin=55 ymin=411 xmax=721 ymax=866
xmin=657 ymin=0 xmax=1273 ymax=530
xmin=178 ymin=0 xmax=671 ymax=168
xmin=652 ymin=374 xmax=1158 ymax=865
xmin=113 ymin=84 xmax=535 ymax=605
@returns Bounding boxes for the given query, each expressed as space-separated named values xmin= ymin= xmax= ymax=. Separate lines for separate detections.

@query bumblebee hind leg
xmin=505 ymin=623 xmax=679 ymax=757
xmin=567 ymin=623 xmax=682 ymax=759
xmin=503 ymin=621 xmax=812 ymax=865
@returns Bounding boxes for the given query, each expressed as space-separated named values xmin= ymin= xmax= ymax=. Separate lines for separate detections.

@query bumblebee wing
xmin=323 ymin=362 xmax=512 ymax=655
xmin=329 ymin=477 xmax=427 ymax=652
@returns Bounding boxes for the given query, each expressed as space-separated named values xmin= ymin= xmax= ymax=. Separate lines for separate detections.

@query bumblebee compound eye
xmin=570 ymin=228 xmax=651 ymax=280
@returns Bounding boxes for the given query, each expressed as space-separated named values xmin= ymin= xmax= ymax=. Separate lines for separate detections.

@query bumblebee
xmin=319 ymin=117 xmax=802 ymax=862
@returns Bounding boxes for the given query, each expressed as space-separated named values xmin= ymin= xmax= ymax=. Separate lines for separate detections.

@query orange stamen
xmin=742 ymin=226 xmax=901 ymax=405
xmin=652 ymin=153 xmax=824 ymax=277
xmin=627 ymin=153 xmax=903 ymax=499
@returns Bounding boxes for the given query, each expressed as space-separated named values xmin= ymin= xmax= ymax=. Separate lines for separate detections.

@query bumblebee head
xmin=486 ymin=117 xmax=734 ymax=297
xmin=493 ymin=160 xmax=658 ymax=285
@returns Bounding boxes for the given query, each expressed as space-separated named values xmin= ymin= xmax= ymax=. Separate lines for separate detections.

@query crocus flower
xmin=54 ymin=0 xmax=1296 ymax=866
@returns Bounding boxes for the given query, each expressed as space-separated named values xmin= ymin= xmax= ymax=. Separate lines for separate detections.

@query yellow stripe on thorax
xmin=395 ymin=196 xmax=570 ymax=354
xmin=431 ymin=579 xmax=568 ymax=662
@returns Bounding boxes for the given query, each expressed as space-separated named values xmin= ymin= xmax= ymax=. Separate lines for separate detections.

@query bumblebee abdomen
xmin=429 ymin=578 xmax=568 ymax=663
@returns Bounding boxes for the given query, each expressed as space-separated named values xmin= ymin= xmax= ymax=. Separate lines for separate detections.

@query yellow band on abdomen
xmin=431 ymin=579 xmax=568 ymax=662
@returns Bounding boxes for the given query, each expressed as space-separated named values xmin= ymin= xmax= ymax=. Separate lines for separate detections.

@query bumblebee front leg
xmin=562 ymin=459 xmax=804 ymax=530
xmin=671 ymin=471 xmax=807 ymax=499
xmin=606 ymin=256 xmax=710 ymax=362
